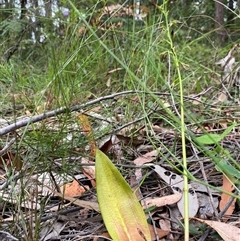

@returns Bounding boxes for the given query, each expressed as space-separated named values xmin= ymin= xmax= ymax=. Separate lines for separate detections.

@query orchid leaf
xmin=95 ymin=149 xmax=151 ymax=241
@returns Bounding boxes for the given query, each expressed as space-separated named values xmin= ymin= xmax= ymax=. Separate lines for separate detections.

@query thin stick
xmin=0 ymin=138 xmax=16 ymax=155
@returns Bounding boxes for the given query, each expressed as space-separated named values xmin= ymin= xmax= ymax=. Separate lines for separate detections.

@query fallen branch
xmin=0 ymin=89 xmax=216 ymax=137
xmin=0 ymin=90 xmax=136 ymax=136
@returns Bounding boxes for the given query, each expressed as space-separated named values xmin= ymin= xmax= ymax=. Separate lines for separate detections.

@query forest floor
xmin=0 ymin=85 xmax=240 ymax=241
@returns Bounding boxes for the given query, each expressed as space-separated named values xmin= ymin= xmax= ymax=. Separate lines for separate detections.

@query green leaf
xmin=196 ymin=122 xmax=237 ymax=145
xmin=195 ymin=133 xmax=222 ymax=145
xmin=216 ymin=160 xmax=240 ymax=183
xmin=95 ymin=149 xmax=151 ymax=241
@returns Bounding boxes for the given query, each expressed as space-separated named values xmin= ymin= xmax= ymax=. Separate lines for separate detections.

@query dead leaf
xmin=134 ymin=148 xmax=161 ymax=166
xmin=39 ymin=221 xmax=66 ymax=241
xmin=116 ymin=134 xmax=144 ymax=146
xmin=54 ymin=191 xmax=100 ymax=212
xmin=0 ymin=151 xmax=23 ymax=171
xmin=78 ymin=114 xmax=96 ymax=158
xmin=193 ymin=218 xmax=240 ymax=241
xmin=158 ymin=212 xmax=172 ymax=237
xmin=106 ymin=77 xmax=111 ymax=87
xmin=219 ymin=121 xmax=228 ymax=129
xmin=219 ymin=175 xmax=236 ymax=221
xmin=0 ymin=191 xmax=41 ymax=210
xmin=143 ymin=193 xmax=182 ymax=209
xmin=197 ymin=192 xmax=219 ymax=219
xmin=153 ymin=165 xmax=199 ymax=217
xmin=151 ymin=125 xmax=175 ymax=134
xmin=148 ymin=224 xmax=169 ymax=239
xmin=60 ymin=180 xmax=89 ymax=197
xmin=215 ymin=43 xmax=240 ymax=86
xmin=86 ymin=106 xmax=102 ymax=113
xmin=99 ymin=136 xmax=113 ymax=153
xmin=134 ymin=148 xmax=161 ymax=179
xmin=102 ymin=135 xmax=123 ymax=160
xmin=217 ymin=92 xmax=228 ymax=102
xmin=81 ymin=157 xmax=96 ymax=186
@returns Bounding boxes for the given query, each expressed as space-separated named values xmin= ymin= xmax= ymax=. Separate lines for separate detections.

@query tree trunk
xmin=215 ymin=0 xmax=226 ymax=45
xmin=20 ymin=0 xmax=27 ymax=19
xmin=227 ymin=0 xmax=234 ymax=25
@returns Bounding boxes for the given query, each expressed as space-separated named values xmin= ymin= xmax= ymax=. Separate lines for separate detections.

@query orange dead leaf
xmin=219 ymin=175 xmax=236 ymax=221
xmin=131 ymin=95 xmax=140 ymax=103
xmin=60 ymin=180 xmax=89 ymax=197
xmin=78 ymin=114 xmax=96 ymax=158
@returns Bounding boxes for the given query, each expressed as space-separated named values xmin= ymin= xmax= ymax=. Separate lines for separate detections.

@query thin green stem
xmin=162 ymin=1 xmax=189 ymax=240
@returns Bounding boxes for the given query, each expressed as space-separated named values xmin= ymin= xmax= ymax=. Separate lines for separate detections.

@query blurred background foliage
xmin=0 ymin=0 xmax=239 ymax=104
xmin=1 ymin=0 xmax=239 ymax=61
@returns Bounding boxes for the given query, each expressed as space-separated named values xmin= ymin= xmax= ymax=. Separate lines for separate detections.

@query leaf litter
xmin=0 ymin=89 xmax=240 ymax=240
